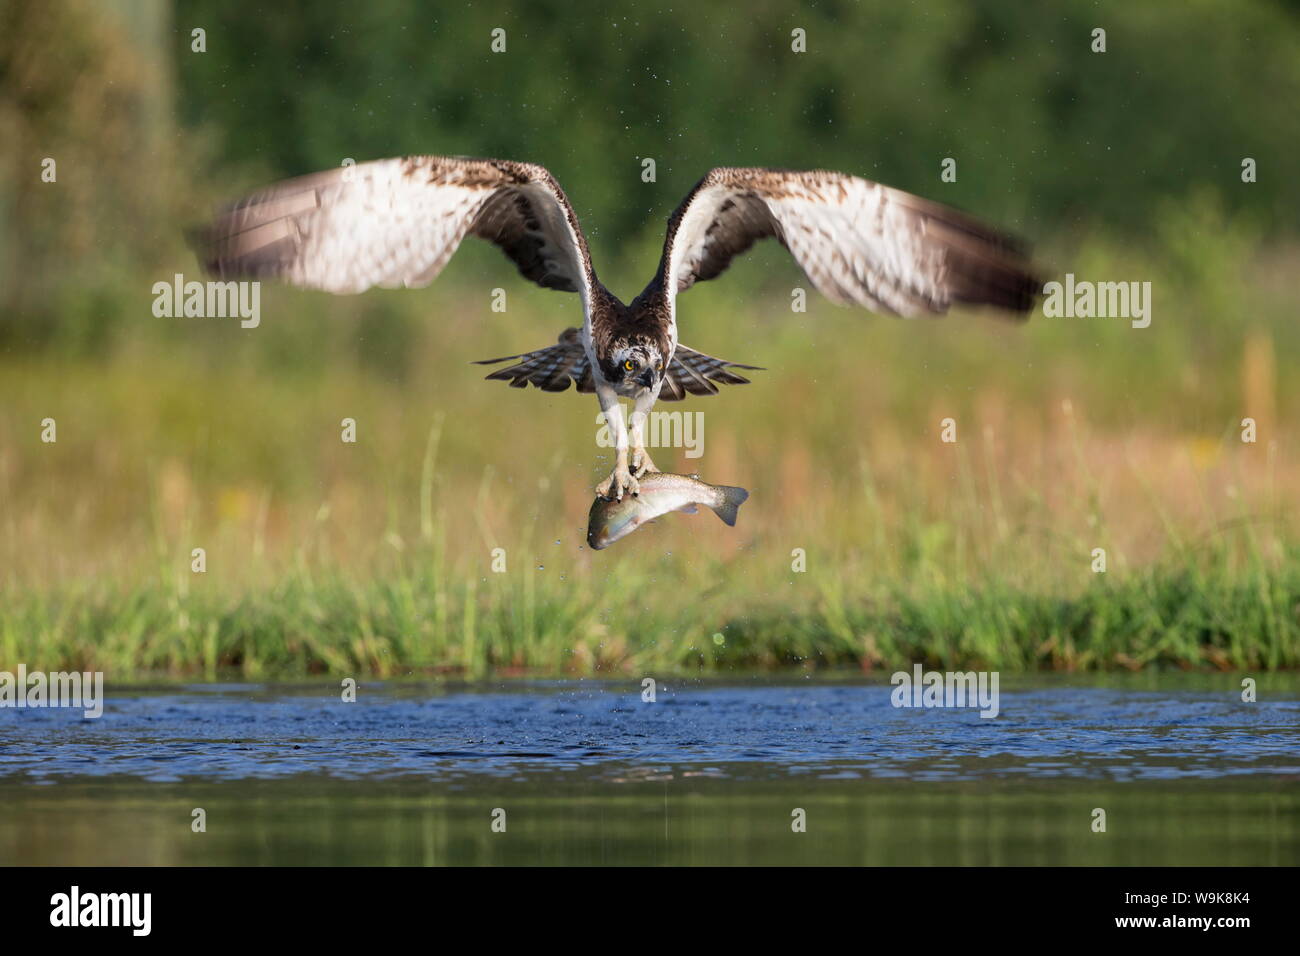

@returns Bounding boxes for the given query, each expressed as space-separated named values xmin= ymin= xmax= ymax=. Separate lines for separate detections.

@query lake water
xmin=2 ymin=677 xmax=1297 ymax=865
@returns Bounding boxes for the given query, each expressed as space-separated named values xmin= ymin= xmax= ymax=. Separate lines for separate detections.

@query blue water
xmin=4 ymin=679 xmax=1297 ymax=784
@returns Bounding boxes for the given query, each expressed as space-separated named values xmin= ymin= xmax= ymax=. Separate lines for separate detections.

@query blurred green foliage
xmin=172 ymin=0 xmax=1300 ymax=239
xmin=0 ymin=0 xmax=182 ymax=351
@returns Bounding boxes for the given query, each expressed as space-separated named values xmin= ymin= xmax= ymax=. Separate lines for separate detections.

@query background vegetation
xmin=1 ymin=0 xmax=1298 ymax=676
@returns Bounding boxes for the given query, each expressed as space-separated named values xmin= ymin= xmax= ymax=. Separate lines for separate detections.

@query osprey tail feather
xmin=474 ymin=328 xmax=761 ymax=399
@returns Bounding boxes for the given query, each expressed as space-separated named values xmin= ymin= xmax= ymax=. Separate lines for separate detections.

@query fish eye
xmin=624 ymin=359 xmax=635 ymax=372
xmin=657 ymin=363 xmax=664 ymax=372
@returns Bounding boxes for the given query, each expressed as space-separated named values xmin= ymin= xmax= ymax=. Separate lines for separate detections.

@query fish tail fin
xmin=708 ymin=486 xmax=750 ymax=527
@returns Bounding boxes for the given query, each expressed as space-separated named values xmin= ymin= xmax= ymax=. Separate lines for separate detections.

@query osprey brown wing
xmin=193 ymin=156 xmax=595 ymax=299
xmin=658 ymin=167 xmax=1041 ymax=318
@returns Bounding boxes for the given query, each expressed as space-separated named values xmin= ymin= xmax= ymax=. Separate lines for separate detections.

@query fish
xmin=587 ymin=473 xmax=750 ymax=550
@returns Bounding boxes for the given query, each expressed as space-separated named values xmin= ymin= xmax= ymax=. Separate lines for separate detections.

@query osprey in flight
xmin=197 ymin=157 xmax=1040 ymax=500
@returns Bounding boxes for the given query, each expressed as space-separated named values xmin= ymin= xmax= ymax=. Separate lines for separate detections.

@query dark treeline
xmin=174 ymin=0 xmax=1300 ymax=238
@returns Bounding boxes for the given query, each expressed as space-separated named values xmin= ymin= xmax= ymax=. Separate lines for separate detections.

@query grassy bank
xmin=3 ymin=542 xmax=1298 ymax=678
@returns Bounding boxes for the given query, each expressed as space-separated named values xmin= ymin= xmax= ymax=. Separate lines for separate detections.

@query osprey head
xmin=602 ymin=337 xmax=666 ymax=389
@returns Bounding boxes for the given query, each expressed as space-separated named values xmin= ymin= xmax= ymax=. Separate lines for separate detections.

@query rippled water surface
xmin=2 ymin=678 xmax=1297 ymax=864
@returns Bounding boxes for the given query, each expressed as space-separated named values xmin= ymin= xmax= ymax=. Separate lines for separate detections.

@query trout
xmin=587 ymin=473 xmax=749 ymax=550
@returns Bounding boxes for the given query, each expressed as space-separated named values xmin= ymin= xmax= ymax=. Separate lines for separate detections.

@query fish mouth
xmin=587 ymin=530 xmax=610 ymax=550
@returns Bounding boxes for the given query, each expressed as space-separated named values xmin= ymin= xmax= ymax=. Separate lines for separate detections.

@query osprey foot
xmin=630 ymin=447 xmax=660 ymax=478
xmin=596 ymin=465 xmax=639 ymax=501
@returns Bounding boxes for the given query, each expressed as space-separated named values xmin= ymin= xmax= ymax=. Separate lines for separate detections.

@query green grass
xmin=4 ymin=507 xmax=1296 ymax=678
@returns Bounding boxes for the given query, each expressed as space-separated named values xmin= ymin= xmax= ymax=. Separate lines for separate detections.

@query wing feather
xmin=659 ymin=167 xmax=1041 ymax=319
xmin=192 ymin=156 xmax=594 ymax=304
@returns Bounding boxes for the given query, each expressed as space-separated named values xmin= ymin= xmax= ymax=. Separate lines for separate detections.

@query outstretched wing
xmin=658 ymin=167 xmax=1040 ymax=318
xmin=193 ymin=156 xmax=594 ymax=303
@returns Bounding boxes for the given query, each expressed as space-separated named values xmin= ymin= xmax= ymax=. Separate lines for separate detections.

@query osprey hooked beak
xmin=636 ymin=356 xmax=665 ymax=388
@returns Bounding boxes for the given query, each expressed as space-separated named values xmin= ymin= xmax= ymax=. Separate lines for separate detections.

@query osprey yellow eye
xmin=624 ymin=360 xmax=635 ymax=372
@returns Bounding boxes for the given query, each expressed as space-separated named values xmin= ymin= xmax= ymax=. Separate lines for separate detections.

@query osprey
xmin=196 ymin=157 xmax=1041 ymax=500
